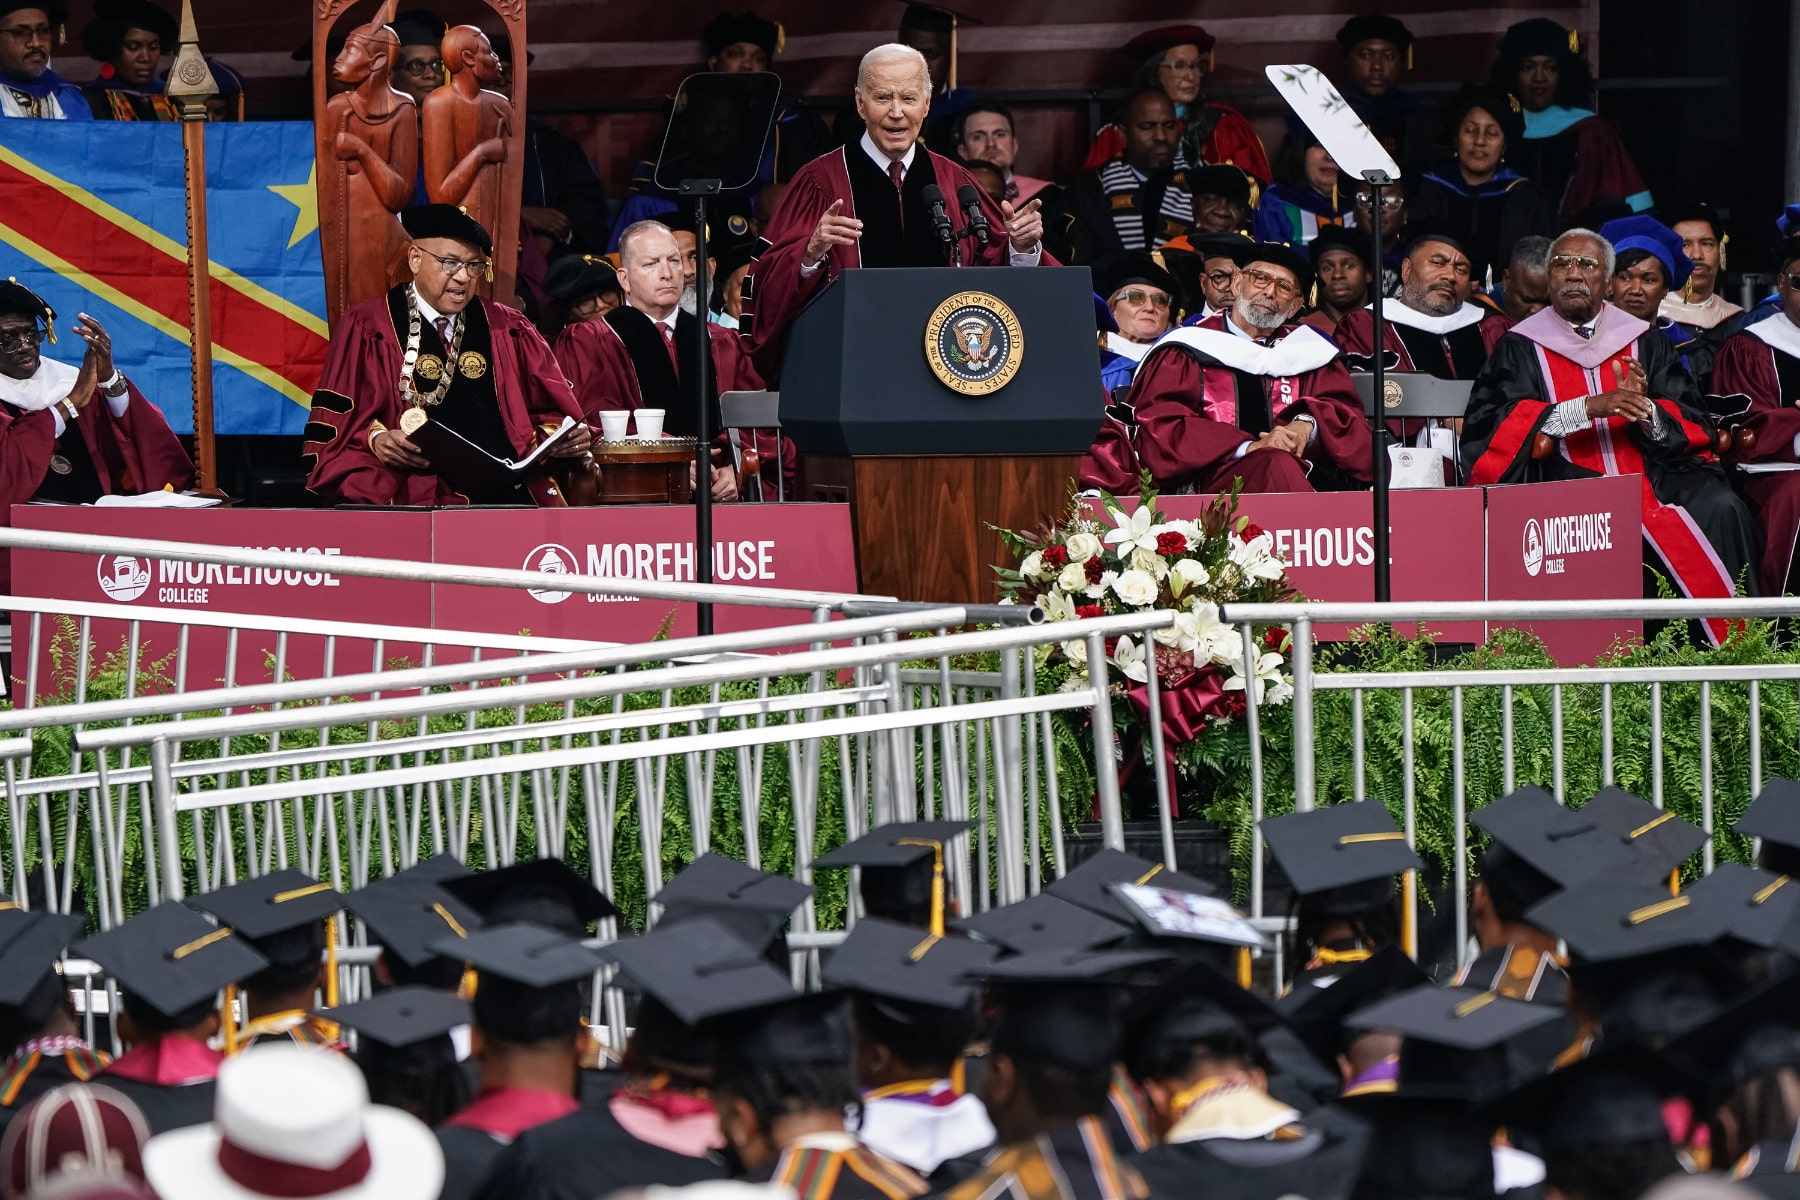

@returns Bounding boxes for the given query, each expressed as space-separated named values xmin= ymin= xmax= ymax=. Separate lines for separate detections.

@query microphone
xmin=921 ymin=184 xmax=956 ymax=252
xmin=956 ymin=184 xmax=991 ymax=244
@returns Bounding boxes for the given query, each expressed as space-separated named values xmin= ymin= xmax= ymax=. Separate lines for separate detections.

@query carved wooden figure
xmin=422 ymin=25 xmax=513 ymax=276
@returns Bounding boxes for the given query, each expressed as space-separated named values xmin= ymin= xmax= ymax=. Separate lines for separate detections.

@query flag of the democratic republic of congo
xmin=0 ymin=120 xmax=328 ymax=436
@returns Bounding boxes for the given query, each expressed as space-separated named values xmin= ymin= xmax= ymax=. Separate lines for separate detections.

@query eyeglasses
xmin=1110 ymin=288 xmax=1171 ymax=309
xmin=0 ymin=22 xmax=50 ymax=39
xmin=0 ymin=327 xmax=44 ymax=350
xmin=1159 ymin=58 xmax=1203 ymax=75
xmin=1548 ymin=254 xmax=1603 ymax=272
xmin=1238 ymin=267 xmax=1300 ymax=301
xmin=1203 ymin=269 xmax=1237 ymax=287
xmin=399 ymin=57 xmax=443 ymax=77
xmin=423 ymin=253 xmax=490 ymax=279
xmin=1784 ymin=273 xmax=1800 ymax=290
xmin=1354 ymin=193 xmax=1406 ymax=209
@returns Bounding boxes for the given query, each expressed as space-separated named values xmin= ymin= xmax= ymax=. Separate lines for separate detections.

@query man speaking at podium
xmin=741 ymin=43 xmax=1051 ymax=380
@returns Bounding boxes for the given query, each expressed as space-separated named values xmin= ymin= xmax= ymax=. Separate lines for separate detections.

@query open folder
xmin=398 ymin=409 xmax=575 ymax=497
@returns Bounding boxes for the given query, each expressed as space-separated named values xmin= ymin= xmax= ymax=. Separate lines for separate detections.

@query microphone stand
xmin=681 ymin=177 xmax=721 ymax=635
xmin=1364 ymin=168 xmax=1392 ymax=602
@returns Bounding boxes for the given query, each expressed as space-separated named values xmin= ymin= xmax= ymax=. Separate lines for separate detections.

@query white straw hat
xmin=141 ymin=1045 xmax=443 ymax=1200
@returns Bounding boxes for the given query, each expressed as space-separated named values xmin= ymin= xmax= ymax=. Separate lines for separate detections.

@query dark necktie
xmin=1574 ymin=325 xmax=1594 ymax=340
xmin=888 ymin=159 xmax=905 ymax=192
xmin=435 ymin=316 xmax=451 ymax=347
xmin=661 ymin=322 xmax=679 ymax=371
xmin=1004 ymin=178 xmax=1019 ymax=203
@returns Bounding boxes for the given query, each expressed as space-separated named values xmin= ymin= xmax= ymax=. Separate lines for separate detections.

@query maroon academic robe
xmin=555 ymin=306 xmax=796 ymax=496
xmin=0 ymin=362 xmax=192 ymax=594
xmin=1712 ymin=315 xmax=1800 ymax=593
xmin=741 ymin=142 xmax=1054 ymax=382
xmin=1126 ymin=314 xmax=1372 ymax=494
xmin=1335 ymin=300 xmax=1510 ymax=444
xmin=303 ymin=288 xmax=584 ymax=507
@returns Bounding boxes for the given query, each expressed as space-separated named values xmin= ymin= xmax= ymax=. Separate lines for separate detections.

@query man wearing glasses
xmin=0 ymin=280 xmax=189 ymax=590
xmin=0 ymin=0 xmax=91 ymax=118
xmin=1119 ymin=241 xmax=1370 ymax=495
xmin=303 ymin=204 xmax=591 ymax=507
xmin=1710 ymin=237 xmax=1800 ymax=595
xmin=1464 ymin=228 xmax=1754 ymax=640
xmin=386 ymin=8 xmax=445 ymax=107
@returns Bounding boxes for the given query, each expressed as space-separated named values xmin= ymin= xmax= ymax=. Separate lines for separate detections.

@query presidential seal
xmin=924 ymin=291 xmax=1023 ymax=396
xmin=1383 ymin=378 xmax=1404 ymax=409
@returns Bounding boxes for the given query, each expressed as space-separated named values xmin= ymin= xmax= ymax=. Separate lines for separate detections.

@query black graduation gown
xmin=98 ymin=1077 xmax=218 ymax=1135
xmin=437 ymin=1126 xmax=506 ymax=1200
xmin=0 ymin=1045 xmax=109 ymax=1134
xmin=1130 ymin=1103 xmax=1371 ymax=1200
xmin=468 ymin=1103 xmax=726 ymax=1200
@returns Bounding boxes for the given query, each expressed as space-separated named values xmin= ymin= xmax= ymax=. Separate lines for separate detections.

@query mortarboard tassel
xmin=1567 ymin=28 xmax=1579 ymax=54
xmin=222 ymin=983 xmax=239 ymax=1055
xmin=324 ymin=915 xmax=339 ymax=1008
xmin=1720 ymin=232 xmax=1729 ymax=272
xmin=1236 ymin=946 xmax=1252 ymax=989
xmin=1402 ymin=868 xmax=1417 ymax=959
xmin=775 ymin=22 xmax=785 ymax=56
xmin=1405 ymin=44 xmax=1412 ymax=70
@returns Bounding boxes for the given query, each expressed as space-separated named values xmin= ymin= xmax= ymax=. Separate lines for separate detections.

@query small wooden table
xmin=591 ymin=437 xmax=697 ymax=504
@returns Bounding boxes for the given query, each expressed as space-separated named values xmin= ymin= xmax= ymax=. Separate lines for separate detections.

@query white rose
xmin=1130 ymin=545 xmax=1170 ymax=579
xmin=1056 ymin=561 xmax=1089 ymax=593
xmin=1019 ymin=551 xmax=1044 ymax=580
xmin=1111 ymin=568 xmax=1159 ymax=608
xmin=1170 ymin=558 xmax=1210 ymax=590
xmin=1065 ymin=532 xmax=1104 ymax=563
xmin=1062 ymin=638 xmax=1088 ymax=664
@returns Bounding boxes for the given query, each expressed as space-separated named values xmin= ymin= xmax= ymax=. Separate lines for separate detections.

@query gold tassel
xmin=44 ymin=317 xmax=53 ymax=345
xmin=324 ymin=917 xmax=339 ymax=1008
xmin=775 ymin=23 xmax=785 ymax=56
xmin=1405 ymin=45 xmax=1412 ymax=70
xmin=1508 ymin=93 xmax=1522 ymax=114
xmin=1669 ymin=868 xmax=1680 ymax=896
xmin=929 ymin=843 xmax=945 ymax=937
xmin=1721 ymin=233 xmax=1729 ymax=272
xmin=1236 ymin=946 xmax=1252 ymax=988
xmin=460 ymin=968 xmax=478 ymax=999
xmin=222 ymin=984 xmax=239 ymax=1055
xmin=947 ymin=16 xmax=956 ymax=93
xmin=1402 ymin=869 xmax=1418 ymax=958
xmin=1567 ymin=27 xmax=1579 ymax=54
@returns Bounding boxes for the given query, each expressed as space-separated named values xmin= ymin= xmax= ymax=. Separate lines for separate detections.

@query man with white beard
xmin=1114 ymin=241 xmax=1371 ymax=494
xmin=1463 ymin=228 xmax=1755 ymax=641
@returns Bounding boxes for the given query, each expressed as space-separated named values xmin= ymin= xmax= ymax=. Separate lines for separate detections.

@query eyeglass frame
xmin=1548 ymin=254 xmax=1604 ymax=272
xmin=0 ymin=325 xmax=46 ymax=350
xmin=1353 ymin=192 xmax=1406 ymax=209
xmin=0 ymin=21 xmax=50 ymax=40
xmin=398 ymin=56 xmax=444 ymax=77
xmin=1109 ymin=287 xmax=1172 ymax=310
xmin=421 ymin=253 xmax=491 ymax=279
xmin=1237 ymin=267 xmax=1301 ymax=301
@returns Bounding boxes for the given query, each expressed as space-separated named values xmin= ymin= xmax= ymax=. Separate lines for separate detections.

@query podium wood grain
xmin=807 ymin=454 xmax=1081 ymax=603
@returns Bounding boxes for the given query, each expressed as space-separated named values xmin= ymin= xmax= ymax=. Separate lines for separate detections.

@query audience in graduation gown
xmin=1095 ymin=254 xmax=1180 ymax=392
xmin=1661 ymin=204 xmax=1743 ymax=333
xmin=0 ymin=911 xmax=107 ymax=1134
xmin=1065 ymin=89 xmax=1194 ymax=274
xmin=1333 ymin=15 xmax=1436 ymax=171
xmin=1254 ymin=119 xmax=1352 ymax=248
xmin=186 ymin=869 xmax=346 ymax=1049
xmin=79 ymin=0 xmax=174 ymax=121
xmin=1600 ymin=214 xmax=1715 ymax=388
xmin=0 ymin=0 xmax=91 ymax=118
xmin=1303 ymin=226 xmax=1374 ymax=337
xmin=1406 ymin=84 xmax=1558 ymax=278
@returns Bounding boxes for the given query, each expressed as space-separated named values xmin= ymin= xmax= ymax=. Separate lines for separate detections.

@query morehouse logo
xmin=1524 ymin=512 xmax=1613 ymax=577
xmin=522 ymin=539 xmax=780 ymax=605
xmin=98 ymin=548 xmax=345 ymax=605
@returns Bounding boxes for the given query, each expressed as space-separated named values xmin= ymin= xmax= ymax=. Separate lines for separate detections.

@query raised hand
xmin=803 ymin=199 xmax=862 ymax=269
xmin=1000 ymin=197 xmax=1043 ymax=253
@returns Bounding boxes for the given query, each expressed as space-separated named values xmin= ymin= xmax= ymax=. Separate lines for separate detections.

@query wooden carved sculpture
xmin=314 ymin=0 xmax=527 ymax=324
xmin=422 ymin=26 xmax=512 ymax=299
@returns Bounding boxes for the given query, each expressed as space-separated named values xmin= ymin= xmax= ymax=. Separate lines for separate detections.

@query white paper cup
xmin=635 ymin=409 xmax=665 ymax=440
xmin=597 ymin=410 xmax=631 ymax=441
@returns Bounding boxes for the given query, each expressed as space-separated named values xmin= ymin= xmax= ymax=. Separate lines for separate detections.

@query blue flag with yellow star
xmin=0 ymin=120 xmax=326 ymax=436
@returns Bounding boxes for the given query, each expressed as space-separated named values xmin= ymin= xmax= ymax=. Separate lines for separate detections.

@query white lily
xmin=1112 ymin=635 xmax=1149 ymax=683
xmin=1039 ymin=590 xmax=1076 ymax=622
xmin=1229 ymin=533 xmax=1285 ymax=582
xmin=1103 ymin=504 xmax=1160 ymax=556
xmin=1223 ymin=651 xmax=1287 ymax=705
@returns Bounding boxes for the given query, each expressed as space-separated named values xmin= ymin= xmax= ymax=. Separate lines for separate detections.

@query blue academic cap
xmin=1780 ymin=205 xmax=1800 ymax=238
xmin=1600 ymin=215 xmax=1691 ymax=289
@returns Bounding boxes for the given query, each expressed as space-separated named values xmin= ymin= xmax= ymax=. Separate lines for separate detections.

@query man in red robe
xmin=556 ymin=219 xmax=790 ymax=501
xmin=1097 ymin=241 xmax=1371 ymax=495
xmin=1335 ymin=223 xmax=1510 ymax=463
xmin=1463 ymin=229 xmax=1755 ymax=642
xmin=1711 ymin=237 xmax=1800 ymax=595
xmin=740 ymin=42 xmax=1049 ymax=382
xmin=303 ymin=204 xmax=591 ymax=507
xmin=0 ymin=281 xmax=190 ymax=592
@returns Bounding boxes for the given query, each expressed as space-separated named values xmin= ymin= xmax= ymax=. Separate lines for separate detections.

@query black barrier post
xmin=1365 ymin=169 xmax=1393 ymax=601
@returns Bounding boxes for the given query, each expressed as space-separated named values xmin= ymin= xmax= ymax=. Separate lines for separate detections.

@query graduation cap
xmin=0 ymin=909 xmax=84 ymax=1038
xmin=323 ymin=984 xmax=469 ymax=1057
xmin=432 ymin=921 xmax=601 ymax=1044
xmin=1401 ymin=218 xmax=1489 ymax=282
xmin=0 ymin=280 xmax=54 ymax=342
xmin=1228 ymin=242 xmax=1318 ymax=308
xmin=715 ymin=990 xmax=853 ymax=1072
xmin=342 ymin=874 xmax=481 ymax=970
xmin=1188 ymin=164 xmax=1253 ymax=209
xmin=1661 ymin=202 xmax=1728 ymax=245
xmin=1045 ymin=848 xmax=1216 ymax=927
xmin=75 ymin=900 xmax=269 ymax=1024
xmin=654 ymin=853 xmax=811 ymax=952
xmin=1496 ymin=17 xmax=1582 ymax=64
xmin=1347 ymin=983 xmax=1565 ymax=1101
xmin=0 ymin=0 xmax=65 ymax=29
xmin=1526 ymin=875 xmax=1730 ymax=965
xmin=1260 ymin=802 xmax=1421 ymax=911
xmin=1473 ymin=786 xmax=1626 ymax=918
xmin=1309 ymin=225 xmax=1374 ymax=274
xmin=1574 ymin=787 xmax=1708 ymax=879
xmin=1098 ymin=253 xmax=1180 ymax=306
xmin=385 ymin=7 xmax=444 ymax=49
xmin=1599 ymin=214 xmax=1693 ymax=290
xmin=1335 ymin=15 xmax=1412 ymax=54
xmin=897 ymin=2 xmax=977 ymax=91
xmin=597 ymin=914 xmax=796 ymax=1026
xmin=821 ymin=917 xmax=995 ymax=1010
xmin=1736 ymin=779 xmax=1800 ymax=877
xmin=186 ymin=870 xmax=342 ymax=942
xmin=701 ymin=10 xmax=781 ymax=59
xmin=545 ymin=255 xmax=621 ymax=306
xmin=82 ymin=0 xmax=178 ymax=60
xmin=398 ymin=203 xmax=494 ymax=257
xmin=814 ymin=821 xmax=969 ymax=932
xmin=1281 ymin=945 xmax=1431 ymax=1067
xmin=951 ymin=891 xmax=1130 ymax=955
xmin=394 ymin=853 xmax=473 ymax=885
xmin=1120 ymin=24 xmax=1215 ymax=66
xmin=1439 ymin=83 xmax=1524 ymax=154
xmin=1678 ymin=862 xmax=1800 ymax=951
xmin=441 ymin=857 xmax=616 ymax=937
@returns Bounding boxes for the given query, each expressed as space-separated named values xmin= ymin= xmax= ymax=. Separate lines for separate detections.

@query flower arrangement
xmin=996 ymin=481 xmax=1300 ymax=793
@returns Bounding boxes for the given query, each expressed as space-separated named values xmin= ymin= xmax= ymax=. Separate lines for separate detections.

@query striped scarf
xmin=1099 ymin=151 xmax=1193 ymax=252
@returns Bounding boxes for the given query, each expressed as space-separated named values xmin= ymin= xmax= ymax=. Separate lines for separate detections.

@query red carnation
xmin=1263 ymin=627 xmax=1287 ymax=651
xmin=1041 ymin=544 xmax=1069 ymax=568
xmin=1084 ymin=557 xmax=1105 ymax=584
xmin=1076 ymin=604 xmax=1103 ymax=619
xmin=1156 ymin=531 xmax=1188 ymax=556
xmin=1238 ymin=522 xmax=1265 ymax=544
xmin=1221 ymin=690 xmax=1248 ymax=719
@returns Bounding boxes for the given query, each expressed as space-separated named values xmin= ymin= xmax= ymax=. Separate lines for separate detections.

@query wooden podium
xmin=780 ymin=267 xmax=1101 ymax=604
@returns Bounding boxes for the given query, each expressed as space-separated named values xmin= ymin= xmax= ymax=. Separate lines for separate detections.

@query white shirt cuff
xmin=1008 ymin=244 xmax=1042 ymax=266
xmin=106 ymin=389 xmax=129 ymax=418
xmin=799 ymin=259 xmax=822 ymax=278
xmin=1540 ymin=397 xmax=1592 ymax=437
xmin=1233 ymin=439 xmax=1251 ymax=459
xmin=50 ymin=408 xmax=64 ymax=438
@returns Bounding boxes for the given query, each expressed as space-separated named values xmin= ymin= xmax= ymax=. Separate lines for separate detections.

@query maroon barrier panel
xmin=430 ymin=504 xmax=860 ymax=642
xmin=1484 ymin=475 xmax=1645 ymax=664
